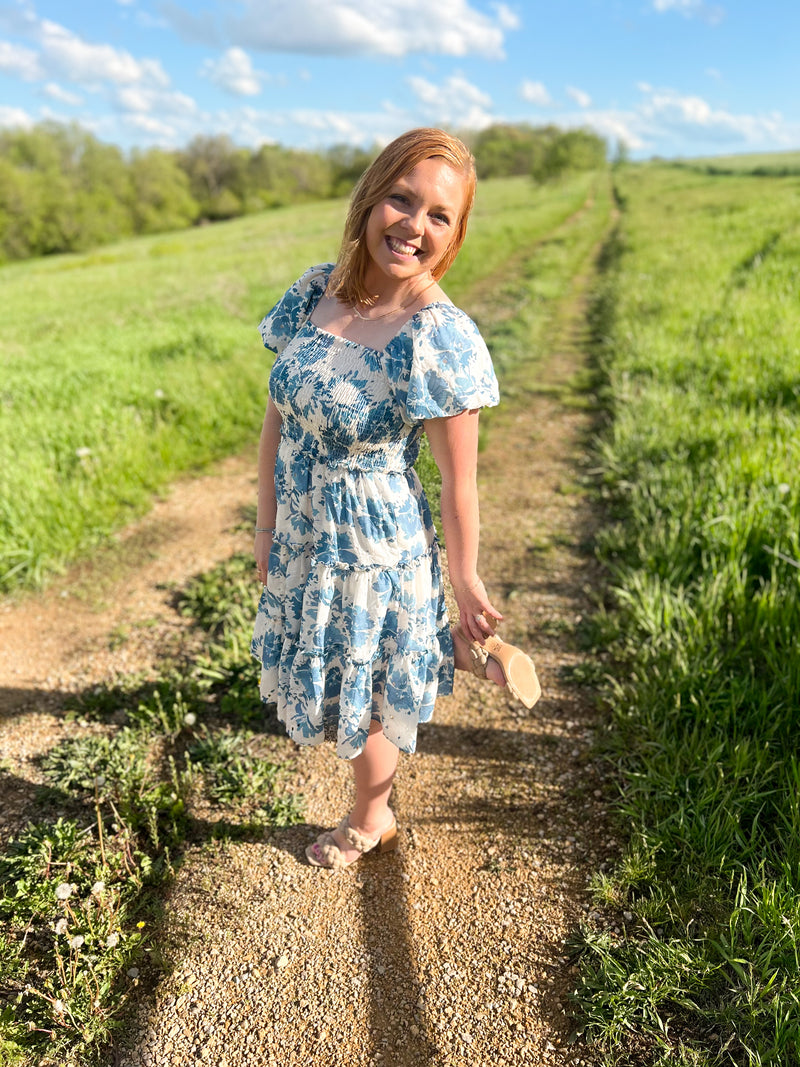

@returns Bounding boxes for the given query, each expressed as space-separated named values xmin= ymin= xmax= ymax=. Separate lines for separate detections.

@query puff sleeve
xmin=384 ymin=304 xmax=500 ymax=423
xmin=258 ymin=264 xmax=333 ymax=354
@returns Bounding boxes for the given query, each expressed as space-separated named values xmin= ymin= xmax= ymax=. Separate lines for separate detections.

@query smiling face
xmin=363 ymin=156 xmax=467 ymax=294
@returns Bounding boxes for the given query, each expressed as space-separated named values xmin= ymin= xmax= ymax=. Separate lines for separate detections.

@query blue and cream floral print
xmin=251 ymin=264 xmax=499 ymax=759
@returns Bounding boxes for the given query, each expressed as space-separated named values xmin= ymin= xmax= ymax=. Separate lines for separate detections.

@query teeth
xmin=387 ymin=236 xmax=418 ymax=255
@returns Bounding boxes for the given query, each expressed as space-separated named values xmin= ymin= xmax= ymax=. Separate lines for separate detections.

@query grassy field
xmin=576 ymin=162 xmax=800 ymax=1064
xmin=0 ymin=171 xmax=613 ymax=1065
xmin=0 ymin=172 xmax=596 ymax=594
xmin=5 ymin=150 xmax=800 ymax=1064
xmin=673 ymin=150 xmax=800 ymax=175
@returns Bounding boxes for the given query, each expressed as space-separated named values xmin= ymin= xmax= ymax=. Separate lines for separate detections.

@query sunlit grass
xmin=575 ymin=162 xmax=800 ymax=1065
xmin=0 ymin=173 xmax=597 ymax=593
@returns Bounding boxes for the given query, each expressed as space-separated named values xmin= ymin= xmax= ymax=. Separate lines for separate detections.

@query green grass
xmin=0 ymin=538 xmax=304 ymax=1065
xmin=0 ymin=172 xmax=597 ymax=594
xmin=672 ymin=150 xmax=800 ymax=176
xmin=0 ymin=170 xmax=614 ymax=1065
xmin=573 ymin=162 xmax=800 ymax=1065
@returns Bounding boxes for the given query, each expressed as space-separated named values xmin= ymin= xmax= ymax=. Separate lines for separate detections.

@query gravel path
xmin=1 ymin=243 xmax=611 ymax=1067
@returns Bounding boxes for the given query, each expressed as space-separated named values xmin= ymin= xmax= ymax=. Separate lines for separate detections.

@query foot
xmin=306 ymin=812 xmax=397 ymax=869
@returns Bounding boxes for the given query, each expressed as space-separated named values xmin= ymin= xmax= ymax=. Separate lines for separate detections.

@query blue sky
xmin=0 ymin=0 xmax=797 ymax=159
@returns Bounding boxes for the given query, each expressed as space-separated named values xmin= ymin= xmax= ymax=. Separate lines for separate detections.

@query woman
xmin=251 ymin=128 xmax=540 ymax=870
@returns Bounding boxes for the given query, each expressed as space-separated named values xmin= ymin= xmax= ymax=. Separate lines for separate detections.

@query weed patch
xmin=0 ymin=551 xmax=304 ymax=1065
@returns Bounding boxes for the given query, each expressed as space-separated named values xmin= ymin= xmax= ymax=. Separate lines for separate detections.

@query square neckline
xmin=306 ymin=272 xmax=454 ymax=355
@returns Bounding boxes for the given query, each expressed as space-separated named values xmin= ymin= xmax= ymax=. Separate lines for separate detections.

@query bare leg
xmin=329 ymin=719 xmax=399 ymax=864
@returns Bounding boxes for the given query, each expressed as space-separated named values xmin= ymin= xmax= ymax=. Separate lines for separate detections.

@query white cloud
xmin=493 ymin=3 xmax=521 ymax=30
xmin=0 ymin=39 xmax=41 ymax=80
xmin=520 ymin=80 xmax=551 ymax=106
xmin=652 ymin=0 xmax=725 ymax=24
xmin=567 ymin=86 xmax=592 ymax=108
xmin=573 ymin=85 xmax=800 ymax=158
xmin=407 ymin=73 xmax=494 ymax=129
xmin=37 ymin=19 xmax=171 ymax=88
xmin=639 ymin=86 xmax=789 ymax=144
xmin=43 ymin=82 xmax=83 ymax=105
xmin=125 ymin=112 xmax=178 ymax=139
xmin=0 ymin=104 xmax=33 ymax=129
xmin=202 ymin=47 xmax=260 ymax=96
xmin=580 ymin=111 xmax=645 ymax=151
xmin=115 ymin=85 xmax=197 ymax=117
xmin=163 ymin=0 xmax=515 ymax=59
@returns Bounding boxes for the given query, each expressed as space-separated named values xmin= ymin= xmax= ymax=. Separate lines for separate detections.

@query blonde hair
xmin=328 ymin=128 xmax=476 ymax=307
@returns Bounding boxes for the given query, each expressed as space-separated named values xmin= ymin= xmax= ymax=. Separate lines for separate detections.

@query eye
xmin=390 ymin=192 xmax=409 ymax=204
xmin=431 ymin=212 xmax=450 ymax=225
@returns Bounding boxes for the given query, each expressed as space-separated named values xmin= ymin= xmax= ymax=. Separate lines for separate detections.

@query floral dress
xmin=251 ymin=264 xmax=499 ymax=759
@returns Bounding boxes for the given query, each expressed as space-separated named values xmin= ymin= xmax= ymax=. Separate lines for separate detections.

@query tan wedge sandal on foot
xmin=305 ymin=815 xmax=398 ymax=870
xmin=455 ymin=622 xmax=542 ymax=710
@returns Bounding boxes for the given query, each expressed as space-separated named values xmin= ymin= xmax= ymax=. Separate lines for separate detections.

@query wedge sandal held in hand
xmin=455 ymin=622 xmax=542 ymax=709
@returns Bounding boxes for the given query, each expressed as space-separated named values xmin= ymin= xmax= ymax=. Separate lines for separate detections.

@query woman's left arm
xmin=424 ymin=410 xmax=502 ymax=642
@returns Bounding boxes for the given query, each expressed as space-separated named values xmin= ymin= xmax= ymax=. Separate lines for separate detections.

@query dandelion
xmin=75 ymin=446 xmax=92 ymax=458
xmin=136 ymin=921 xmax=146 ymax=929
xmin=95 ymin=775 xmax=106 ymax=788
xmin=69 ymin=935 xmax=85 ymax=950
xmin=55 ymin=883 xmax=73 ymax=901
xmin=184 ymin=712 xmax=197 ymax=727
xmin=154 ymin=389 xmax=165 ymax=399
xmin=778 ymin=483 xmax=790 ymax=495
xmin=91 ymin=881 xmax=106 ymax=896
xmin=54 ymin=1000 xmax=65 ymax=1015
xmin=54 ymin=918 xmax=68 ymax=935
xmin=127 ymin=967 xmax=140 ymax=979
xmin=106 ymin=932 xmax=120 ymax=948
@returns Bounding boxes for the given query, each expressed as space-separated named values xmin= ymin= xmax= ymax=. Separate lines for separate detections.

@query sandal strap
xmin=467 ymin=641 xmax=489 ymax=678
xmin=312 ymin=831 xmax=349 ymax=869
xmin=339 ymin=817 xmax=385 ymax=853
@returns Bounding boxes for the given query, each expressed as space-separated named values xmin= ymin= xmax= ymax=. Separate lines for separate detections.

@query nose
xmin=401 ymin=204 xmax=426 ymax=234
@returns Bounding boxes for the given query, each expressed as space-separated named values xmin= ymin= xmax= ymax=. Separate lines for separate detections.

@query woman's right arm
xmin=254 ymin=398 xmax=282 ymax=582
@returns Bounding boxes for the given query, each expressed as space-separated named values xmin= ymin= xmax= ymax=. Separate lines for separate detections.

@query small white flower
xmin=127 ymin=966 xmax=140 ymax=979
xmin=778 ymin=483 xmax=790 ymax=495
xmin=183 ymin=712 xmax=197 ymax=727
xmin=75 ymin=446 xmax=92 ymax=458
xmin=91 ymin=881 xmax=105 ymax=896
xmin=69 ymin=935 xmax=85 ymax=950
xmin=94 ymin=775 xmax=106 ymax=788
xmin=54 ymin=918 xmax=69 ymax=935
xmin=106 ymin=932 xmax=120 ymax=948
xmin=54 ymin=1000 xmax=65 ymax=1015
xmin=55 ymin=883 xmax=73 ymax=901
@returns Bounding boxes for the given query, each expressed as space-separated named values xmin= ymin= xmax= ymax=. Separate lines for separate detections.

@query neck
xmin=360 ymin=273 xmax=436 ymax=311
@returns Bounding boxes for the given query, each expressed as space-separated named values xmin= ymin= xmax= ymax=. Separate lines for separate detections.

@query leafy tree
xmin=178 ymin=135 xmax=247 ymax=219
xmin=128 ymin=149 xmax=199 ymax=233
xmin=472 ymin=123 xmax=560 ymax=179
xmin=326 ymin=143 xmax=377 ymax=196
xmin=531 ymin=128 xmax=607 ymax=182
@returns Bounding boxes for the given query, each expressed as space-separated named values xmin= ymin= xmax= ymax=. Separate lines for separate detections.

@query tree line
xmin=0 ymin=121 xmax=607 ymax=262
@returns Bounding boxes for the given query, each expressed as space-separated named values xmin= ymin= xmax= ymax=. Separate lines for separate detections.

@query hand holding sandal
xmin=455 ymin=619 xmax=542 ymax=709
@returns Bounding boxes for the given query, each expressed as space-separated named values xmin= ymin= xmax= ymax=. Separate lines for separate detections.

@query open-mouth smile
xmin=386 ymin=236 xmax=421 ymax=257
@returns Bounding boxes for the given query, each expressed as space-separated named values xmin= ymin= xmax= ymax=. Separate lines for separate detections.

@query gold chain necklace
xmin=351 ymin=279 xmax=436 ymax=322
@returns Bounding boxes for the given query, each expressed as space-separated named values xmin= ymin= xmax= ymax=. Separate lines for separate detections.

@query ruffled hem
xmin=256 ymin=629 xmax=454 ymax=759
xmin=250 ymin=543 xmax=453 ymax=759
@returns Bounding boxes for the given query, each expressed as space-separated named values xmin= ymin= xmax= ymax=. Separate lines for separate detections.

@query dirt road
xmin=0 ymin=244 xmax=610 ymax=1067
